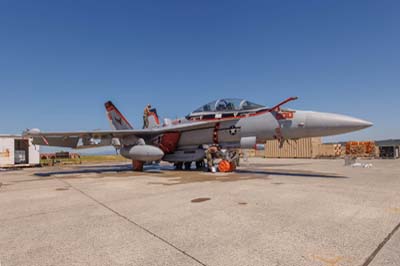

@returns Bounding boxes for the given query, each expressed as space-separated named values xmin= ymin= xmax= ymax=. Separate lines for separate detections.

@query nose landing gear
xmin=173 ymin=160 xmax=205 ymax=171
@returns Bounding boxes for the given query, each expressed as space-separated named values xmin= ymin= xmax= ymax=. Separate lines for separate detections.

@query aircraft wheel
xmin=174 ymin=162 xmax=183 ymax=170
xmin=195 ymin=160 xmax=204 ymax=169
xmin=184 ymin=162 xmax=192 ymax=170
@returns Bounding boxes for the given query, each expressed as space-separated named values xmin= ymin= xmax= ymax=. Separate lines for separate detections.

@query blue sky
xmin=1 ymin=0 xmax=399 ymax=143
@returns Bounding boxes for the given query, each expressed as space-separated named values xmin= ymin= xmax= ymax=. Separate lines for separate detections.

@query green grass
xmin=39 ymin=154 xmax=130 ymax=166
xmin=80 ymin=155 xmax=130 ymax=164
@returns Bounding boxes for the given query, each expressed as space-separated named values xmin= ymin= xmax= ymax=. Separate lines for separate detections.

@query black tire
xmin=184 ymin=162 xmax=192 ymax=170
xmin=175 ymin=162 xmax=183 ymax=170
xmin=195 ymin=160 xmax=203 ymax=169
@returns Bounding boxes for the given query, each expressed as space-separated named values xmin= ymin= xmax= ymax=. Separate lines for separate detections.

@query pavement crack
xmin=58 ymin=178 xmax=207 ymax=266
xmin=361 ymin=220 xmax=400 ymax=266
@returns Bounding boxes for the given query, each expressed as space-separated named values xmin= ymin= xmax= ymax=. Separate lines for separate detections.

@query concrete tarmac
xmin=0 ymin=158 xmax=399 ymax=266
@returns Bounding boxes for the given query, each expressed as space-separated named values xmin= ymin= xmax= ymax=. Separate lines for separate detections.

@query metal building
xmin=0 ymin=135 xmax=40 ymax=167
xmin=375 ymin=139 xmax=400 ymax=159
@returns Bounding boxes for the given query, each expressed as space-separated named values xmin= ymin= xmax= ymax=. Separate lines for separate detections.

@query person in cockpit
xmin=216 ymin=100 xmax=227 ymax=111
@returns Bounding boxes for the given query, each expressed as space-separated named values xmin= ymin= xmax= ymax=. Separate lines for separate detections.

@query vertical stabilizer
xmin=148 ymin=108 xmax=160 ymax=128
xmin=104 ymin=101 xmax=133 ymax=130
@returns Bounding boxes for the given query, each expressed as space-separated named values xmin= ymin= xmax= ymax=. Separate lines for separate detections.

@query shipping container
xmin=264 ymin=137 xmax=322 ymax=158
xmin=0 ymin=137 xmax=14 ymax=166
xmin=0 ymin=135 xmax=40 ymax=167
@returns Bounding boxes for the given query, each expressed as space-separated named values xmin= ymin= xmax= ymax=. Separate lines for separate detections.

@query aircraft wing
xmin=24 ymin=119 xmax=237 ymax=148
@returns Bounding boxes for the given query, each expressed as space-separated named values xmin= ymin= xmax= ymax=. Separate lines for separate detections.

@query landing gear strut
xmin=132 ymin=160 xmax=144 ymax=171
xmin=184 ymin=162 xmax=192 ymax=170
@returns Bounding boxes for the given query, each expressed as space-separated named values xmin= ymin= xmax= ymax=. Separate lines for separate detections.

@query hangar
xmin=0 ymin=135 xmax=40 ymax=168
xmin=376 ymin=139 xmax=400 ymax=159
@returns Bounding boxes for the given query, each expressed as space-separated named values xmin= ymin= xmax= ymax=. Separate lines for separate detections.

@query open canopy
xmin=192 ymin=98 xmax=265 ymax=113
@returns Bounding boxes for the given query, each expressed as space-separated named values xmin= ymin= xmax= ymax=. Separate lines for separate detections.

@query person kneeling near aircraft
xmin=205 ymin=144 xmax=223 ymax=172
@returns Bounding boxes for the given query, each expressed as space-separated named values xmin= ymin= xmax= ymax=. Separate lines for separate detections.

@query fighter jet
xmin=24 ymin=97 xmax=372 ymax=171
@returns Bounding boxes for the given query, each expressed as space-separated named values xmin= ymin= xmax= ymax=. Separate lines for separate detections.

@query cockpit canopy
xmin=192 ymin=98 xmax=265 ymax=113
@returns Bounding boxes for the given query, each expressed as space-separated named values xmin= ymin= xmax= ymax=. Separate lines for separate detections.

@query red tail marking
xmin=105 ymin=102 xmax=133 ymax=129
xmin=149 ymin=112 xmax=160 ymax=125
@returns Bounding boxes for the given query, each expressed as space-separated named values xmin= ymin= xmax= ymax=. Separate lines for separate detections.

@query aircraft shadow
xmin=34 ymin=164 xmax=133 ymax=177
xmin=246 ymin=163 xmax=309 ymax=168
xmin=33 ymin=163 xmax=172 ymax=177
xmin=34 ymin=163 xmax=346 ymax=179
xmin=235 ymin=169 xmax=347 ymax=179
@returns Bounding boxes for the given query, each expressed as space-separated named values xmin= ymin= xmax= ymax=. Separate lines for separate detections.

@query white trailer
xmin=0 ymin=135 xmax=40 ymax=168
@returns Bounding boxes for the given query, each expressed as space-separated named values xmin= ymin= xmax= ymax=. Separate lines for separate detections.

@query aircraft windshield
xmin=192 ymin=98 xmax=264 ymax=113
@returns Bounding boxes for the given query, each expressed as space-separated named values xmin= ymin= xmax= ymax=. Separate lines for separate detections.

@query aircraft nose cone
xmin=353 ymin=118 xmax=373 ymax=129
xmin=305 ymin=112 xmax=373 ymax=136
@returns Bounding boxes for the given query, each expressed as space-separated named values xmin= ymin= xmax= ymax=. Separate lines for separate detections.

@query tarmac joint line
xmin=361 ymin=219 xmax=400 ymax=266
xmin=57 ymin=178 xmax=208 ymax=266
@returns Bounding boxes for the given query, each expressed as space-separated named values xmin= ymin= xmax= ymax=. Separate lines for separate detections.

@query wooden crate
xmin=264 ymin=138 xmax=322 ymax=158
xmin=316 ymin=144 xmax=342 ymax=158
xmin=345 ymin=141 xmax=376 ymax=157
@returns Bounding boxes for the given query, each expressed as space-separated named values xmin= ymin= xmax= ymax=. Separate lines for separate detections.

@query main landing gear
xmin=131 ymin=160 xmax=206 ymax=172
xmin=174 ymin=160 xmax=205 ymax=171
xmin=132 ymin=160 xmax=144 ymax=171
